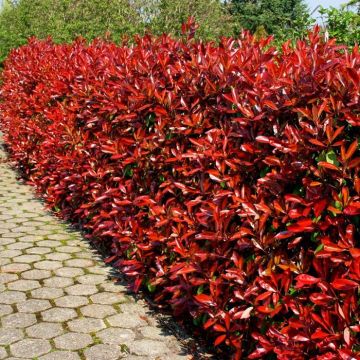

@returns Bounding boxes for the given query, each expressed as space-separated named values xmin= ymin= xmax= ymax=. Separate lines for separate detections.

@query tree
xmin=319 ymin=5 xmax=360 ymax=46
xmin=141 ymin=0 xmax=234 ymax=40
xmin=0 ymin=0 xmax=142 ymax=63
xmin=230 ymin=0 xmax=313 ymax=41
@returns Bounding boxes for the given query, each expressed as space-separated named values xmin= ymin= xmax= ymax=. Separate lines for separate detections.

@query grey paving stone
xmin=65 ymin=284 xmax=98 ymax=296
xmin=43 ymin=277 xmax=74 ymax=288
xmin=39 ymin=351 xmax=80 ymax=360
xmin=22 ymin=269 xmax=52 ymax=280
xmin=56 ymin=246 xmax=81 ymax=253
xmin=26 ymin=322 xmax=64 ymax=339
xmin=10 ymin=338 xmax=51 ymax=358
xmin=54 ymin=332 xmax=93 ymax=350
xmin=55 ymin=295 xmax=88 ymax=308
xmin=129 ymin=339 xmax=170 ymax=356
xmin=84 ymin=344 xmax=123 ymax=360
xmin=80 ymin=304 xmax=116 ymax=318
xmin=0 ymin=304 xmax=13 ymax=316
xmin=90 ymin=292 xmax=127 ymax=305
xmin=77 ymin=274 xmax=107 ymax=285
xmin=0 ymin=290 xmax=26 ymax=304
xmin=67 ymin=318 xmax=106 ymax=333
xmin=64 ymin=259 xmax=94 ymax=268
xmin=107 ymin=313 xmax=147 ymax=328
xmin=12 ymin=254 xmax=41 ymax=263
xmin=0 ymin=328 xmax=24 ymax=345
xmin=96 ymin=328 xmax=136 ymax=344
xmin=34 ymin=260 xmax=63 ymax=270
xmin=55 ymin=267 xmax=84 ymax=277
xmin=31 ymin=287 xmax=64 ymax=299
xmin=7 ymin=242 xmax=32 ymax=250
xmin=2 ymin=312 xmax=37 ymax=328
xmin=41 ymin=307 xmax=77 ymax=322
xmin=1 ymin=263 xmax=31 ymax=273
xmin=7 ymin=279 xmax=41 ymax=291
xmin=36 ymin=240 xmax=62 ymax=247
xmin=0 ymin=249 xmax=22 ymax=258
xmin=0 ymin=347 xmax=6 ymax=359
xmin=0 ymin=273 xmax=18 ymax=284
xmin=45 ymin=252 xmax=72 ymax=261
xmin=26 ymin=247 xmax=51 ymax=254
xmin=17 ymin=299 xmax=51 ymax=313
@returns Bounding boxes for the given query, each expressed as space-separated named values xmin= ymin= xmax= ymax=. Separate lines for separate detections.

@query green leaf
xmin=314 ymin=243 xmax=324 ymax=254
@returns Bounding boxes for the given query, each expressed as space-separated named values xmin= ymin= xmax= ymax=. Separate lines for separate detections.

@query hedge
xmin=0 ymin=25 xmax=359 ymax=359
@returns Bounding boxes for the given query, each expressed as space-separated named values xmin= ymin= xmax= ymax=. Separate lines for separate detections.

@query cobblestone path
xmin=0 ymin=141 xmax=190 ymax=359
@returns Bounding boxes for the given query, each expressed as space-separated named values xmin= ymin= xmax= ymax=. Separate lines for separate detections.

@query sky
xmin=305 ymin=0 xmax=347 ymax=19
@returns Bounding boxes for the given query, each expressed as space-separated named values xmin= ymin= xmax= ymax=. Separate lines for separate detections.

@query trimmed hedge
xmin=0 ymin=26 xmax=359 ymax=359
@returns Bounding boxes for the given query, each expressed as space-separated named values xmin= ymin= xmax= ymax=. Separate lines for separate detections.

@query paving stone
xmin=77 ymin=274 xmax=107 ymax=285
xmin=139 ymin=326 xmax=175 ymax=341
xmin=0 ymin=273 xmax=18 ymax=284
xmin=97 ymin=328 xmax=136 ymax=344
xmin=0 ymin=328 xmax=24 ymax=345
xmin=18 ymin=235 xmax=45 ymax=242
xmin=45 ymin=252 xmax=72 ymax=261
xmin=84 ymin=344 xmax=123 ymax=360
xmin=1 ymin=263 xmax=31 ymax=273
xmin=41 ymin=307 xmax=77 ymax=322
xmin=55 ymin=267 xmax=84 ymax=277
xmin=7 ymin=242 xmax=32 ymax=250
xmin=64 ymin=259 xmax=94 ymax=268
xmin=26 ymin=247 xmax=51 ymax=254
xmin=107 ymin=313 xmax=147 ymax=328
xmin=55 ymin=246 xmax=81 ymax=254
xmin=0 ymin=258 xmax=10 ymax=266
xmin=26 ymin=322 xmax=64 ymax=339
xmin=75 ymin=252 xmax=94 ymax=259
xmin=34 ymin=260 xmax=63 ymax=270
xmin=22 ymin=269 xmax=52 ymax=280
xmin=55 ymin=295 xmax=88 ymax=308
xmin=120 ymin=303 xmax=147 ymax=316
xmin=2 ymin=312 xmax=37 ymax=328
xmin=90 ymin=292 xmax=127 ymax=305
xmin=37 ymin=240 xmax=61 ymax=247
xmin=31 ymin=287 xmax=64 ymax=299
xmin=47 ymin=234 xmax=72 ymax=241
xmin=17 ymin=299 xmax=51 ymax=313
xmin=0 ymin=290 xmax=26 ymax=304
xmin=54 ymin=332 xmax=93 ymax=350
xmin=67 ymin=318 xmax=106 ymax=333
xmin=10 ymin=338 xmax=51 ymax=358
xmin=0 ymin=304 xmax=13 ymax=316
xmin=0 ymin=347 xmax=6 ymax=359
xmin=81 ymin=304 xmax=117 ymax=318
xmin=39 ymin=351 xmax=80 ymax=360
xmin=44 ymin=277 xmax=74 ymax=288
xmin=0 ymin=238 xmax=16 ymax=245
xmin=8 ymin=279 xmax=41 ymax=291
xmin=13 ymin=254 xmax=41 ymax=263
xmin=0 ymin=249 xmax=22 ymax=258
xmin=65 ymin=284 xmax=98 ymax=296
xmin=99 ymin=282 xmax=127 ymax=293
xmin=87 ymin=266 xmax=109 ymax=275
xmin=129 ymin=339 xmax=170 ymax=356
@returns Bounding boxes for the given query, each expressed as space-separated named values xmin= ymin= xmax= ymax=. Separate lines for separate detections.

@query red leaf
xmin=331 ymin=278 xmax=358 ymax=291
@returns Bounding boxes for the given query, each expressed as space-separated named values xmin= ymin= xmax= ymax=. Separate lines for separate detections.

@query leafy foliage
xmin=0 ymin=25 xmax=359 ymax=359
xmin=319 ymin=5 xmax=360 ymax=47
xmin=230 ymin=0 xmax=313 ymax=42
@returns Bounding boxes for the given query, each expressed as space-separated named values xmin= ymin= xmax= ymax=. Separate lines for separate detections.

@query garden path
xmin=0 ymin=139 xmax=190 ymax=360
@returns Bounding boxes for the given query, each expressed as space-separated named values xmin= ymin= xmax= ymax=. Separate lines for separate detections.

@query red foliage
xmin=0 ymin=27 xmax=359 ymax=359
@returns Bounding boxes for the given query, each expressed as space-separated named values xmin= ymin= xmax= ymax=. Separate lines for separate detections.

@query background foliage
xmin=0 ymin=29 xmax=359 ymax=359
xmin=1 ymin=0 xmax=359 ymax=64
